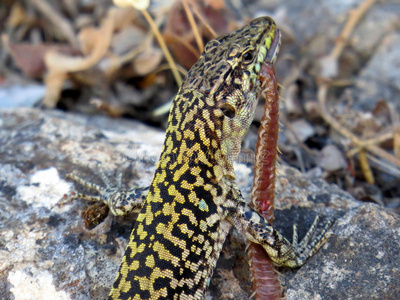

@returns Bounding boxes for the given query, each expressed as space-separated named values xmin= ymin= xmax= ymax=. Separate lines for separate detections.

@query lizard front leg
xmin=67 ymin=172 xmax=148 ymax=216
xmin=227 ymin=193 xmax=332 ymax=268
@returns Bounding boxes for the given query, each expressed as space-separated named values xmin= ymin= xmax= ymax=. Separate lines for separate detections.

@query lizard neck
xmin=158 ymin=89 xmax=236 ymax=181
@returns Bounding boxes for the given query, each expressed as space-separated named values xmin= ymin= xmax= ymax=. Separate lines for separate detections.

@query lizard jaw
xmin=259 ymin=28 xmax=281 ymax=86
xmin=265 ymin=28 xmax=281 ymax=65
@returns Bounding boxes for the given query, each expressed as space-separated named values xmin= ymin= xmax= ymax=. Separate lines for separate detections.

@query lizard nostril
xmin=219 ymin=103 xmax=236 ymax=118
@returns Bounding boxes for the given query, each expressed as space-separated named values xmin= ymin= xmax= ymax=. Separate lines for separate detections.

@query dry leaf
xmin=394 ymin=126 xmax=400 ymax=158
xmin=111 ymin=26 xmax=145 ymax=56
xmin=43 ymin=70 xmax=67 ymax=108
xmin=78 ymin=27 xmax=100 ymax=56
xmin=45 ymin=11 xmax=114 ymax=73
xmin=31 ymin=0 xmax=78 ymax=47
xmin=6 ymin=2 xmax=27 ymax=27
xmin=3 ymin=35 xmax=78 ymax=78
xmin=372 ymin=100 xmax=391 ymax=124
xmin=203 ymin=0 xmax=225 ymax=9
xmin=164 ymin=0 xmax=230 ymax=69
xmin=90 ymin=98 xmax=125 ymax=118
xmin=111 ymin=7 xmax=138 ymax=31
xmin=113 ymin=0 xmax=149 ymax=10
xmin=42 ymin=9 xmax=116 ymax=107
xmin=163 ymin=33 xmax=200 ymax=69
xmin=133 ymin=47 xmax=162 ymax=75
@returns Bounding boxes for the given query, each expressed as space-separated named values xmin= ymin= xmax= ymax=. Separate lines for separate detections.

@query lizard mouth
xmin=259 ymin=28 xmax=281 ymax=84
xmin=265 ymin=28 xmax=281 ymax=65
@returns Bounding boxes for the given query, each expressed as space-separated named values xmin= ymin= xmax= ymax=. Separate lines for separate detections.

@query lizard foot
xmin=66 ymin=169 xmax=148 ymax=216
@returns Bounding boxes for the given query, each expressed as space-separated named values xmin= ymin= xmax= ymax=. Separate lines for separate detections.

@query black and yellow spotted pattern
xmin=73 ymin=16 xmax=332 ymax=300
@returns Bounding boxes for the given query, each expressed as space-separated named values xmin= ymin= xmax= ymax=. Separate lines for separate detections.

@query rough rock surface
xmin=0 ymin=108 xmax=399 ymax=300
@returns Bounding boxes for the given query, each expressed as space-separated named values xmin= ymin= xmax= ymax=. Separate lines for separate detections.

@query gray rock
xmin=318 ymin=144 xmax=347 ymax=172
xmin=355 ymin=33 xmax=400 ymax=111
xmin=285 ymin=203 xmax=400 ymax=300
xmin=0 ymin=108 xmax=162 ymax=300
xmin=274 ymin=167 xmax=400 ymax=300
xmin=286 ymin=119 xmax=315 ymax=143
xmin=0 ymin=84 xmax=45 ymax=108
xmin=0 ymin=108 xmax=399 ymax=299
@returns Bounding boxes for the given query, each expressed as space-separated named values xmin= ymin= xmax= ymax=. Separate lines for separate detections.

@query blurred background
xmin=1 ymin=0 xmax=399 ymax=225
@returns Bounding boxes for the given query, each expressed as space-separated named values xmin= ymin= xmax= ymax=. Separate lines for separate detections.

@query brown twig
xmin=181 ymin=0 xmax=204 ymax=52
xmin=330 ymin=0 xmax=378 ymax=60
xmin=140 ymin=9 xmax=182 ymax=87
xmin=347 ymin=132 xmax=393 ymax=157
xmin=366 ymin=153 xmax=400 ymax=177
xmin=155 ymin=64 xmax=188 ymax=77
xmin=390 ymin=103 xmax=400 ymax=159
xmin=359 ymin=149 xmax=374 ymax=184
xmin=394 ymin=126 xmax=400 ymax=159
xmin=191 ymin=3 xmax=217 ymax=38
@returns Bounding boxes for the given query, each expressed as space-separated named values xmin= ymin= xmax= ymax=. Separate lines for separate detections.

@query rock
xmin=0 ymin=84 xmax=45 ymax=108
xmin=275 ymin=167 xmax=400 ymax=300
xmin=318 ymin=144 xmax=347 ymax=172
xmin=0 ymin=108 xmax=399 ymax=299
xmin=286 ymin=119 xmax=315 ymax=143
xmin=0 ymin=108 xmax=162 ymax=300
xmin=355 ymin=33 xmax=400 ymax=111
xmin=284 ymin=204 xmax=400 ymax=300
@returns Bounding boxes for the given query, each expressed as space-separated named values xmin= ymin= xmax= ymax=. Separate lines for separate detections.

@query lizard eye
xmin=220 ymin=103 xmax=236 ymax=118
xmin=242 ymin=50 xmax=254 ymax=62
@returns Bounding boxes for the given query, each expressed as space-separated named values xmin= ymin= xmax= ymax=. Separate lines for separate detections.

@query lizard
xmin=68 ymin=16 xmax=332 ymax=300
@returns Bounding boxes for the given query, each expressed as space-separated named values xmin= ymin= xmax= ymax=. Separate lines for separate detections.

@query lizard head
xmin=181 ymin=17 xmax=281 ymax=174
xmin=172 ymin=17 xmax=281 ymax=178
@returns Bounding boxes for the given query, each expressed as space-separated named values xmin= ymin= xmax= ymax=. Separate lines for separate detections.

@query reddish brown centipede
xmin=248 ymin=63 xmax=282 ymax=300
